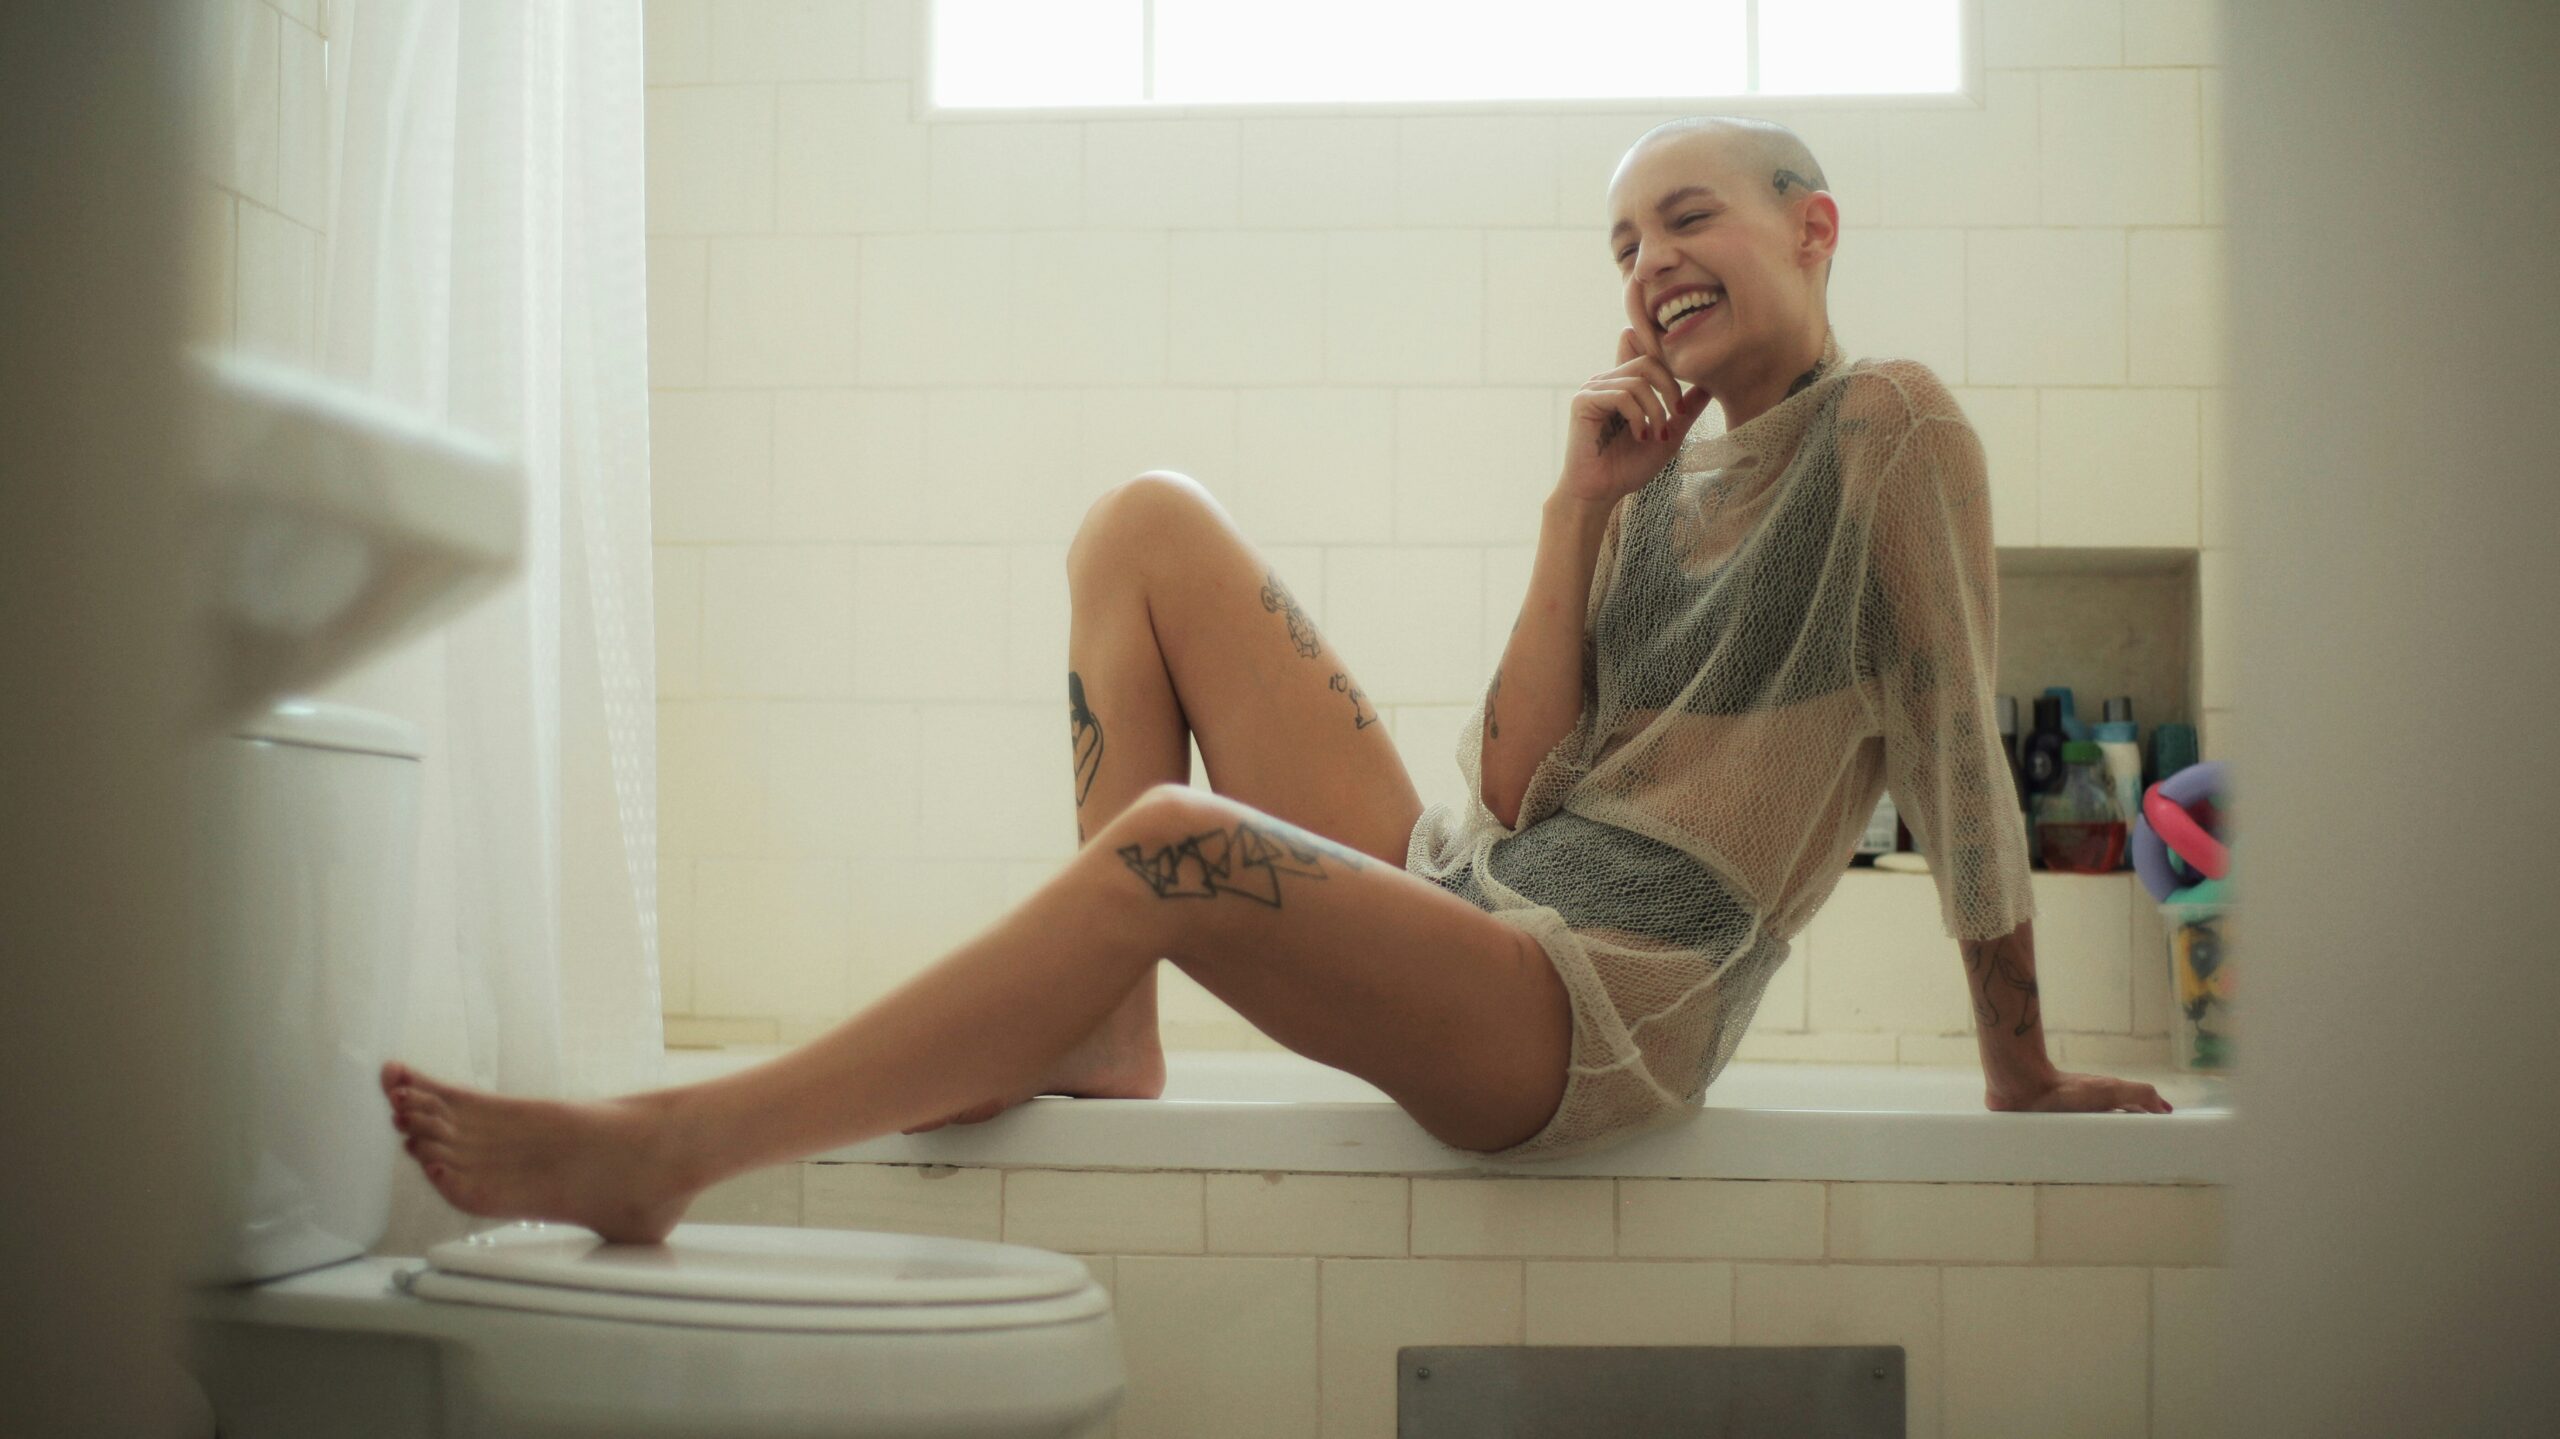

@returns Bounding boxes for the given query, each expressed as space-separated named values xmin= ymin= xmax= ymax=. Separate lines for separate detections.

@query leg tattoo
xmin=1117 ymin=816 xmax=1367 ymax=909
xmin=1068 ymin=671 xmax=1105 ymax=807
xmin=1329 ymin=672 xmax=1378 ymax=730
xmin=1259 ymin=570 xmax=1322 ymax=659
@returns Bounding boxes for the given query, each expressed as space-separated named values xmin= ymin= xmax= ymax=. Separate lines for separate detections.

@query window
xmin=930 ymin=0 xmax=1963 ymax=110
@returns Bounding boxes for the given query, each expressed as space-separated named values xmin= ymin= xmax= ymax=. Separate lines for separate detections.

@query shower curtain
xmin=314 ymin=0 xmax=664 ymax=1134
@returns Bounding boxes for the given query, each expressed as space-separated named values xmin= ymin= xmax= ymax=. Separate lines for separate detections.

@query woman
xmin=383 ymin=115 xmax=2170 ymax=1245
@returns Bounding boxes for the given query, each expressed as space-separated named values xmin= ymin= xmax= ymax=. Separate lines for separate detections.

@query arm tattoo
xmin=1484 ymin=667 xmax=1503 ymax=741
xmin=1329 ymin=672 xmax=1378 ymax=730
xmin=1963 ymin=937 xmax=2043 ymax=1037
xmin=1068 ymin=671 xmax=1105 ymax=807
xmin=1259 ymin=570 xmax=1322 ymax=659
xmin=1117 ymin=816 xmax=1367 ymax=909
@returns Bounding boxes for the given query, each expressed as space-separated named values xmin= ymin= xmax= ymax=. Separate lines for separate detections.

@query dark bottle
xmin=2021 ymin=695 xmax=2069 ymax=871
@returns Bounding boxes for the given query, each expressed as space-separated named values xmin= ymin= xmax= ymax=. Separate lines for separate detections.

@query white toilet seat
xmin=405 ymin=1221 xmax=1109 ymax=1335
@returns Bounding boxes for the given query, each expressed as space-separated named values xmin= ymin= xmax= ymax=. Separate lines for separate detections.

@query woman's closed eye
xmin=1615 ymin=213 xmax=1715 ymax=266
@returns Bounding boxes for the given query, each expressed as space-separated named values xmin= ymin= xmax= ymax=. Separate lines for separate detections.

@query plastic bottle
xmin=2094 ymin=697 xmax=2144 ymax=871
xmin=1852 ymin=790 xmax=1897 ymax=867
xmin=2043 ymin=685 xmax=2090 ymax=745
xmin=2034 ymin=741 xmax=2128 ymax=873
xmin=2021 ymin=696 xmax=2068 ymax=870
xmin=1997 ymin=695 xmax=2027 ymax=805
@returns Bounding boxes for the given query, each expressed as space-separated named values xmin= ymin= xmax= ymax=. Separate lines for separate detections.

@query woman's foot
xmin=902 ymin=1013 xmax=1166 ymax=1134
xmin=379 ymin=1061 xmax=702 ymax=1244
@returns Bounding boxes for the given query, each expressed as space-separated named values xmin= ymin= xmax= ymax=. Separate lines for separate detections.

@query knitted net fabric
xmin=1406 ymin=329 xmax=2037 ymax=1163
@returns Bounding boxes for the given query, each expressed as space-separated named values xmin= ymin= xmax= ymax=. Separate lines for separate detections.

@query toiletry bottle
xmin=2152 ymin=722 xmax=2200 ymax=790
xmin=1997 ymin=695 xmax=2027 ymax=806
xmin=2022 ymin=696 xmax=2069 ymax=871
xmin=1853 ymin=790 xmax=1899 ymax=868
xmin=2033 ymin=741 xmax=2128 ymax=873
xmin=2094 ymin=697 xmax=2144 ymax=871
xmin=2044 ymin=686 xmax=2090 ymax=745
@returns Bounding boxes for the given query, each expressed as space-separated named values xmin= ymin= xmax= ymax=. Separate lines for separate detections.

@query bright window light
xmin=930 ymin=0 xmax=1962 ymax=109
xmin=933 ymin=0 xmax=1146 ymax=108
xmin=1757 ymin=0 xmax=1961 ymax=95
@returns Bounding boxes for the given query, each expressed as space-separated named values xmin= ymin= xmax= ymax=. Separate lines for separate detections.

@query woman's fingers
xmin=1595 ymin=378 xmax=1667 ymax=439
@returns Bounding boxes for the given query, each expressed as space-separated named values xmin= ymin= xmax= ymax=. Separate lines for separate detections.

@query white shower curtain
xmin=314 ymin=0 xmax=664 ymax=1130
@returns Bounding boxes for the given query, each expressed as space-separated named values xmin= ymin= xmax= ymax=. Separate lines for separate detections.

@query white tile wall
xmin=644 ymin=0 xmax=2233 ymax=1047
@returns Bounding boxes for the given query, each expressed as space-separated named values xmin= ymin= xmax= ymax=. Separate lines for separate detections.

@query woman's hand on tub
xmin=1985 ymin=1069 xmax=2174 ymax=1114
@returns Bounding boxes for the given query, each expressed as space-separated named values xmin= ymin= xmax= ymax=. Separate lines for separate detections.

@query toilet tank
xmin=185 ymin=699 xmax=423 ymax=1286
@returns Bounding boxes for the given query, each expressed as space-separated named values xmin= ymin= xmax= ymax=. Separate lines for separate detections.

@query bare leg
xmin=382 ymin=787 xmax=1569 ymax=1245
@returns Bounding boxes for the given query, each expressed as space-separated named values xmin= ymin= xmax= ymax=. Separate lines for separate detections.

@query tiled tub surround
xmin=666 ymin=1049 xmax=2235 ymax=1439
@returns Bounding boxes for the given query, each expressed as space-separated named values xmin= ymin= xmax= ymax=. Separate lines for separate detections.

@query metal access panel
xmin=1397 ymin=1344 xmax=1906 ymax=1438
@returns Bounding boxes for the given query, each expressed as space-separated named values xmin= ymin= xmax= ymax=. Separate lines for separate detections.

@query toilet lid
xmin=423 ymin=1221 xmax=1094 ymax=1308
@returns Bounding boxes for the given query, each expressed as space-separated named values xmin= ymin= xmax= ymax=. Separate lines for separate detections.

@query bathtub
xmin=661 ymin=1047 xmax=2237 ymax=1186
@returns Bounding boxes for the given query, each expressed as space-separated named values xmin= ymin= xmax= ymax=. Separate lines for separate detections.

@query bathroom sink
xmin=188 ymin=350 xmax=522 ymax=727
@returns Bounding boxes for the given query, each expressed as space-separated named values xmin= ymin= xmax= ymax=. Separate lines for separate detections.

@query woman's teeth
xmin=1655 ymin=290 xmax=1721 ymax=335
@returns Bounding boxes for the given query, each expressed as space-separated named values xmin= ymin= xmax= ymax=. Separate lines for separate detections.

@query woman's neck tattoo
xmin=1784 ymin=356 xmax=1827 ymax=399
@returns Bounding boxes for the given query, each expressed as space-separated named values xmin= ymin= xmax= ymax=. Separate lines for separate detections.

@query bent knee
xmin=1067 ymin=471 xmax=1215 ymax=583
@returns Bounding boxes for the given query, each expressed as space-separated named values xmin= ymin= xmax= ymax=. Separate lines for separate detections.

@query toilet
xmin=180 ymin=699 xmax=1125 ymax=1438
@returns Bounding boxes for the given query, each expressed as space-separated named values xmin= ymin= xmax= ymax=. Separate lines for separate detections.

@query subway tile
xmin=1984 ymin=0 xmax=2121 ymax=67
xmin=912 ymin=702 xmax=1077 ymax=860
xmin=1479 ymin=544 xmax=1534 ymax=671
xmin=1411 ymin=1177 xmax=1613 ymax=1257
xmin=1878 ymin=70 xmax=2040 ymax=228
xmin=1619 ymin=1179 xmax=1826 ymax=1260
xmin=2129 ymin=230 xmax=2227 ymax=387
xmin=643 ymin=0 xmax=711 ymax=84
xmin=2040 ymin=1185 xmax=2226 ymax=1266
xmin=802 ymin=1161 xmax=1003 ymax=1240
xmin=1526 ymin=1260 xmax=1735 ymax=1345
xmin=1965 ymin=230 xmax=2126 ymax=386
xmin=1829 ymin=1182 xmax=2035 ymax=1263
xmin=851 ymin=546 xmax=1011 ymax=701
xmin=855 ymin=232 xmax=1010 ymax=385
xmin=657 ymin=698 xmax=769 ymax=857
xmin=1239 ymin=117 xmax=1400 ymax=229
xmin=661 ymin=1014 xmax=778 ymax=1046
xmin=1746 ymin=108 xmax=1884 ymax=219
xmin=776 ymin=83 xmax=928 ymax=232
xmin=929 ymin=122 xmax=1083 ymax=231
xmin=2151 ymin=1265 xmax=2233 ymax=1436
xmin=762 ymin=701 xmax=918 ymax=858
xmin=2038 ymin=388 xmax=2199 ymax=549
xmin=707 ymin=236 xmax=864 ymax=384
xmin=1398 ymin=116 xmax=1561 ymax=228
xmin=701 ymin=544 xmax=857 ymax=696
xmin=275 ymin=16 xmax=327 ymax=229
xmin=1325 ymin=231 xmax=1484 ymax=384
xmin=1735 ymin=1263 xmax=1942 ymax=1439
xmin=2196 ymin=546 xmax=2235 ymax=712
xmin=1321 ymin=547 xmax=1485 ymax=706
xmin=646 ymin=85 xmax=775 ymax=234
xmin=2128 ymin=883 xmax=2173 ymax=1037
xmin=1731 ymin=1031 xmax=1899 ymax=1063
xmin=234 ymin=205 xmax=316 ymax=366
xmin=925 ymin=388 xmax=1105 ymax=545
xmin=655 ymin=546 xmax=704 ymax=697
xmin=2198 ymin=386 xmax=2230 ymax=549
xmin=841 ymin=859 xmax=1016 ymax=1004
xmin=1318 ymin=1259 xmax=1523 ymax=1438
xmin=1391 ymin=389 xmax=1557 ymax=545
xmin=1074 ymin=389 xmax=1240 ymax=523
xmin=1222 ymin=390 xmax=1396 ymax=545
xmin=219 ymin=0 xmax=281 ymax=206
xmin=1827 ymin=226 xmax=1965 ymax=389
xmin=1484 ymin=229 xmax=1627 ymax=386
xmin=859 ymin=0 xmax=919 ymax=81
xmin=1012 ymin=231 xmax=1168 ymax=385
xmin=771 ymin=389 xmax=927 ymax=541
xmin=2057 ymin=1033 xmax=2172 ymax=1070
xmin=1004 ymin=1170 xmax=1205 ymax=1254
xmin=1553 ymin=111 xmax=1687 ymax=229
xmin=1083 ymin=120 xmax=1239 ymax=228
xmin=1803 ymin=869 xmax=1973 ymax=1035
xmin=650 ymin=390 xmax=773 ymax=542
xmin=1004 ymin=543 xmax=1072 ymax=704
xmin=1169 ymin=232 xmax=1326 ymax=385
xmin=691 ymin=856 xmax=855 ymax=1019
xmin=709 ymin=0 xmax=867 ymax=81
xmin=1114 ymin=1257 xmax=1319 ymax=1439
xmin=2023 ymin=870 xmax=2140 ymax=1031
xmin=686 ymin=1162 xmax=803 ymax=1225
xmin=1950 ymin=386 xmax=2040 ymax=546
xmin=1942 ymin=1266 xmax=2149 ymax=1438
xmin=1205 ymin=1172 xmax=1408 ymax=1256
xmin=2200 ymin=70 xmax=2226 ymax=227
xmin=647 ymin=236 xmax=709 ymax=385
xmin=2123 ymin=0 xmax=2228 ymax=67
xmin=2041 ymin=70 xmax=2203 ymax=227
xmin=658 ymin=855 xmax=697 ymax=1012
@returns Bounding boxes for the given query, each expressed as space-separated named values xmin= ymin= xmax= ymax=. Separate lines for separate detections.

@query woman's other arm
xmin=1479 ymin=494 xmax=1613 ymax=830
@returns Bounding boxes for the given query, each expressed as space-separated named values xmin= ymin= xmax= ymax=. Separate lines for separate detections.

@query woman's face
xmin=1606 ymin=134 xmax=1829 ymax=386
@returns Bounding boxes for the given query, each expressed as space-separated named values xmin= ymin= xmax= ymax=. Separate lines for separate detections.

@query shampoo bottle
xmin=2095 ymin=697 xmax=2144 ymax=871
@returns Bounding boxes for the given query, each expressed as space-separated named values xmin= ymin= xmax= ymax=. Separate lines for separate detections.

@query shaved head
xmin=1614 ymin=115 xmax=1835 ymax=291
